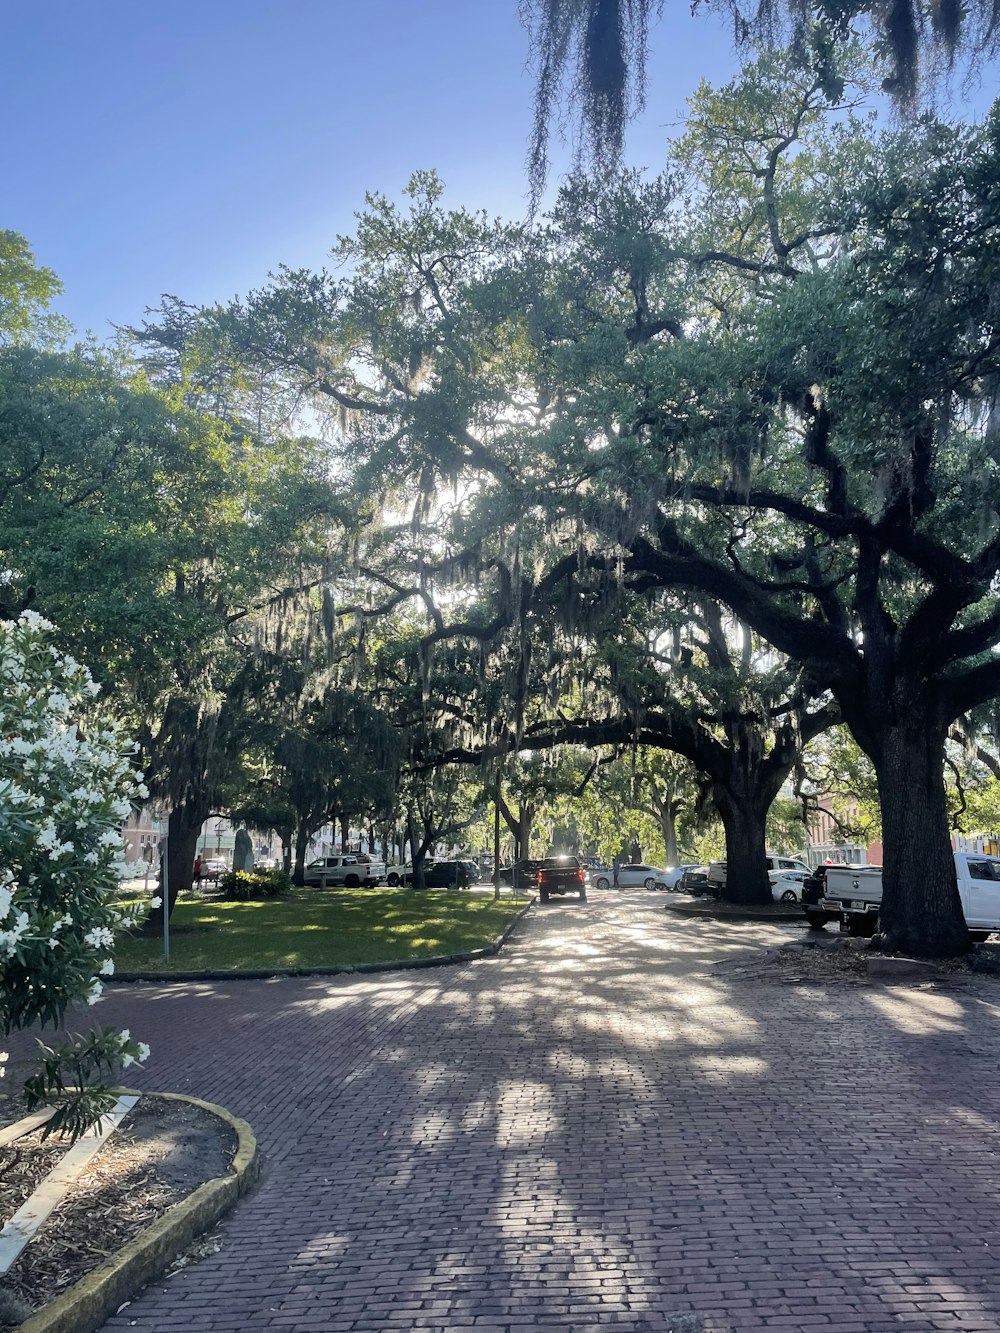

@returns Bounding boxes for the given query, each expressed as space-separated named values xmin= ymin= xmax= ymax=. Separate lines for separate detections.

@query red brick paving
xmin=30 ymin=897 xmax=1000 ymax=1330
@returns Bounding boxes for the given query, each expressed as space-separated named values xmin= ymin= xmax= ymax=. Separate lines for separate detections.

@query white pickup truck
xmin=821 ymin=852 xmax=1000 ymax=939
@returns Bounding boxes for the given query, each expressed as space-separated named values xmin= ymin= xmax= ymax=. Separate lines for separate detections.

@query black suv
xmin=421 ymin=859 xmax=480 ymax=889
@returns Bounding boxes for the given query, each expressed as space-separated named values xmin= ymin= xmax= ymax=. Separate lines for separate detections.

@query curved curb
xmin=664 ymin=901 xmax=806 ymax=925
xmin=14 ymin=1091 xmax=259 ymax=1333
xmin=110 ymin=899 xmax=536 ymax=984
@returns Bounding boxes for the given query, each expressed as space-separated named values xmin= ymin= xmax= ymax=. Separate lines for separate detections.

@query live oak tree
xmin=174 ymin=58 xmax=1000 ymax=951
xmin=0 ymin=341 xmax=348 ymax=923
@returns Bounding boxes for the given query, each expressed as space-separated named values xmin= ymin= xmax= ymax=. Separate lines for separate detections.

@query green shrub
xmin=218 ymin=868 xmax=290 ymax=901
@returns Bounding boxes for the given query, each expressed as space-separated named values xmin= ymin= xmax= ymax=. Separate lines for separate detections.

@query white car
xmin=771 ymin=869 xmax=810 ymax=903
xmin=384 ymin=860 xmax=433 ymax=887
xmin=591 ymin=863 xmax=669 ymax=890
xmin=662 ymin=864 xmax=700 ymax=891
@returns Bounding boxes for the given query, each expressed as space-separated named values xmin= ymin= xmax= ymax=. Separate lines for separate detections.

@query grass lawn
xmin=113 ymin=888 xmax=523 ymax=974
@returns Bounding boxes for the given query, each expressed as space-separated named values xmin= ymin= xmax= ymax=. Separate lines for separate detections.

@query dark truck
xmin=537 ymin=855 xmax=588 ymax=903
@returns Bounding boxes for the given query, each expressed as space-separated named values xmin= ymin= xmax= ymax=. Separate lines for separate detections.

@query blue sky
xmin=5 ymin=1 xmax=743 ymax=337
xmin=6 ymin=2 xmax=992 ymax=338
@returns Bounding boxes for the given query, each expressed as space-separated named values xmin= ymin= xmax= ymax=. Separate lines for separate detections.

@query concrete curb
xmin=664 ymin=901 xmax=805 ymax=925
xmin=14 ymin=1091 xmax=259 ymax=1333
xmin=111 ymin=899 xmax=535 ymax=984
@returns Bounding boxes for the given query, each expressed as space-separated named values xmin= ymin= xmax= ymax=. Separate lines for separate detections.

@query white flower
xmin=18 ymin=610 xmax=54 ymax=631
xmin=120 ymin=1028 xmax=130 ymax=1041
xmin=0 ymin=1051 xmax=7 ymax=1078
xmin=99 ymin=958 xmax=114 ymax=976
xmin=149 ymin=896 xmax=162 ymax=909
xmin=135 ymin=1041 xmax=150 ymax=1064
xmin=85 ymin=981 xmax=103 ymax=1005
xmin=84 ymin=926 xmax=114 ymax=950
xmin=0 ymin=887 xmax=12 ymax=921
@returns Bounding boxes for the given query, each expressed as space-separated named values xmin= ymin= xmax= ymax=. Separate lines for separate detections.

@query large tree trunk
xmin=145 ymin=803 xmax=204 ymax=935
xmin=660 ymin=799 xmax=679 ymax=867
xmin=292 ymin=821 xmax=310 ymax=886
xmin=713 ymin=784 xmax=772 ymax=906
xmin=516 ymin=803 xmax=534 ymax=859
xmin=874 ymin=719 xmax=968 ymax=956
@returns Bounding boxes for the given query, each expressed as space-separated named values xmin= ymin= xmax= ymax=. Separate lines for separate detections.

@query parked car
xmin=801 ymin=865 xmax=839 ymax=928
xmin=678 ymin=865 xmax=710 ymax=895
xmin=199 ymin=858 xmax=227 ymax=881
xmin=303 ymin=854 xmax=382 ymax=888
xmin=385 ymin=860 xmax=433 ymax=887
xmin=537 ymin=855 xmax=588 ymax=903
xmin=707 ymin=854 xmax=812 ymax=897
xmin=420 ymin=859 xmax=480 ymax=889
xmin=771 ymin=869 xmax=810 ymax=903
xmin=662 ymin=864 xmax=700 ymax=891
xmin=591 ymin=863 xmax=669 ymax=891
xmin=498 ymin=858 xmax=545 ymax=890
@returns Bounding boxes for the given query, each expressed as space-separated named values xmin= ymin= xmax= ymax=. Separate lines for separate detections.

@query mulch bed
xmin=712 ymin=934 xmax=1000 ymax=986
xmin=0 ymin=1095 xmax=235 ymax=1328
xmin=667 ymin=898 xmax=804 ymax=919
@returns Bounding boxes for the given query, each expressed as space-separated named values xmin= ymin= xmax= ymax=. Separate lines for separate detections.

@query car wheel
xmin=780 ymin=889 xmax=798 ymax=903
xmin=540 ymin=889 xmax=550 ymax=902
xmin=644 ymin=877 xmax=656 ymax=890
xmin=805 ymin=911 xmax=828 ymax=929
xmin=848 ymin=914 xmax=876 ymax=937
xmin=596 ymin=876 xmax=610 ymax=890
xmin=387 ymin=873 xmax=400 ymax=887
xmin=345 ymin=873 xmax=360 ymax=888
xmin=579 ymin=890 xmax=587 ymax=902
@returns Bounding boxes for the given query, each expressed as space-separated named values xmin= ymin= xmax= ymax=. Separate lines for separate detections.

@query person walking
xmin=613 ymin=855 xmax=622 ymax=888
xmin=193 ymin=854 xmax=202 ymax=888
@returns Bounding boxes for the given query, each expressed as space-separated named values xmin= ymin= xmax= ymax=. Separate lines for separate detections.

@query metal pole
xmin=493 ymin=772 xmax=502 ymax=900
xmin=161 ymin=819 xmax=170 ymax=963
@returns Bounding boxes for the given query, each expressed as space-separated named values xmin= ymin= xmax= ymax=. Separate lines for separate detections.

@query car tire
xmin=970 ymin=930 xmax=992 ymax=942
xmin=644 ymin=877 xmax=656 ymax=889
xmin=345 ymin=873 xmax=360 ymax=888
xmin=540 ymin=889 xmax=550 ymax=902
xmin=848 ymin=914 xmax=876 ymax=937
xmin=805 ymin=911 xmax=828 ymax=929
xmin=596 ymin=876 xmax=610 ymax=890
xmin=780 ymin=889 xmax=798 ymax=903
xmin=387 ymin=873 xmax=400 ymax=887
xmin=579 ymin=890 xmax=587 ymax=902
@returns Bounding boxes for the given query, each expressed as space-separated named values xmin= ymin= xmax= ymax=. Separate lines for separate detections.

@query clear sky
xmin=5 ymin=2 xmax=992 ymax=339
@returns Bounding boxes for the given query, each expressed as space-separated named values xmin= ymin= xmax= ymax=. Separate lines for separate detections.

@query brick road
xmin=66 ymin=894 xmax=1000 ymax=1330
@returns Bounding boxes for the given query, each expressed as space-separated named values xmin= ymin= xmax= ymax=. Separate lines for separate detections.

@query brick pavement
xmin=34 ymin=896 xmax=1000 ymax=1331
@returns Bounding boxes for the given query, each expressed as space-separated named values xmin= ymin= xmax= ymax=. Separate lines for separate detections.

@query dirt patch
xmin=668 ymin=898 xmax=803 ymax=920
xmin=713 ymin=935 xmax=1000 ymax=987
xmin=713 ymin=934 xmax=872 ymax=985
xmin=0 ymin=1096 xmax=235 ymax=1327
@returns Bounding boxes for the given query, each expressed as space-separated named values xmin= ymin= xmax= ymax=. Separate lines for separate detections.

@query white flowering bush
xmin=0 ymin=611 xmax=149 ymax=1137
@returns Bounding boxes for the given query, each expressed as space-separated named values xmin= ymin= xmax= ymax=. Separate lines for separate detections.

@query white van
xmin=822 ymin=853 xmax=1000 ymax=938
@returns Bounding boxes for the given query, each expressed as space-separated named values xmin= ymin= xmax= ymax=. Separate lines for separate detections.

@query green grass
xmin=113 ymin=888 xmax=522 ymax=974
